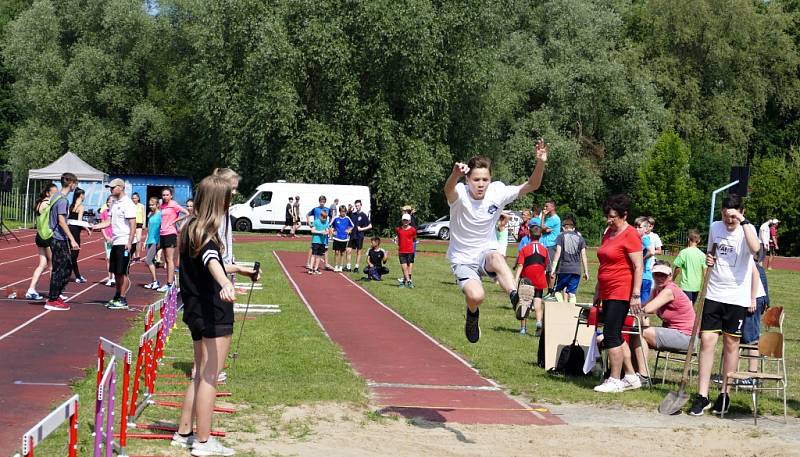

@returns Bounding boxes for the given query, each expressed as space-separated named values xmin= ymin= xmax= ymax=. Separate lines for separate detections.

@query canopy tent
xmin=25 ymin=152 xmax=108 ymax=226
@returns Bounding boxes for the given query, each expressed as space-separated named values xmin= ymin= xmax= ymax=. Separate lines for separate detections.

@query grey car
xmin=417 ymin=216 xmax=450 ymax=240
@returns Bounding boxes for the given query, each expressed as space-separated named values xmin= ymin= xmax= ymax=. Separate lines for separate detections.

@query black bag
xmin=548 ymin=324 xmax=587 ymax=376
xmin=537 ymin=327 xmax=545 ymax=368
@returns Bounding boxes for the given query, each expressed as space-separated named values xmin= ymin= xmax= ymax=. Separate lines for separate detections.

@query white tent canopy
xmin=25 ymin=152 xmax=108 ymax=226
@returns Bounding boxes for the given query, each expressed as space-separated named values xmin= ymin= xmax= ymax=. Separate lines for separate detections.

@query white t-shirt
xmin=646 ymin=232 xmax=662 ymax=269
xmin=706 ymin=221 xmax=755 ymax=307
xmin=447 ymin=181 xmax=521 ymax=265
xmin=111 ymin=195 xmax=138 ymax=246
xmin=219 ymin=211 xmax=234 ymax=265
xmin=758 ymin=221 xmax=771 ymax=247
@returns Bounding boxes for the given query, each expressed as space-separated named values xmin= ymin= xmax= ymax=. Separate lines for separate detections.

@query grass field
xmin=30 ymin=235 xmax=798 ymax=455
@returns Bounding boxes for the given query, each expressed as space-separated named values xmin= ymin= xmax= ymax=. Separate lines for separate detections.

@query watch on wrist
xmin=631 ymin=294 xmax=641 ymax=299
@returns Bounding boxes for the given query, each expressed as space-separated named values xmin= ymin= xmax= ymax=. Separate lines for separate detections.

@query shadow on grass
xmin=172 ymin=361 xmax=194 ymax=376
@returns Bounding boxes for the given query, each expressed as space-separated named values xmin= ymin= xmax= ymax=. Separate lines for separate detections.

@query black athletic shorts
xmin=701 ymin=298 xmax=747 ymax=337
xmin=285 ymin=217 xmax=294 ymax=226
xmin=534 ymin=288 xmax=544 ymax=299
xmin=136 ymin=223 xmax=143 ymax=229
xmin=183 ymin=300 xmax=234 ymax=341
xmin=311 ymin=243 xmax=327 ymax=256
xmin=160 ymin=233 xmax=178 ymax=248
xmin=398 ymin=253 xmax=415 ymax=264
xmin=348 ymin=237 xmax=364 ymax=250
xmin=109 ymin=245 xmax=131 ymax=276
xmin=333 ymin=240 xmax=348 ymax=252
xmin=35 ymin=234 xmax=52 ymax=248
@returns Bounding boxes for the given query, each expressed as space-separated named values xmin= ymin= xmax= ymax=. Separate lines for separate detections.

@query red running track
xmin=274 ymin=250 xmax=562 ymax=425
xmin=0 ymin=229 xmax=167 ymax=451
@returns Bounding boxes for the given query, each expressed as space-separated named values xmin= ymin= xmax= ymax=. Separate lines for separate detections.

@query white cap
xmin=401 ymin=213 xmax=411 ymax=221
xmin=772 ymin=219 xmax=780 ymax=224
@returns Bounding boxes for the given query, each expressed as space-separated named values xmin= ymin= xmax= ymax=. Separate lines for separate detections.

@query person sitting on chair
xmin=630 ymin=260 xmax=696 ymax=386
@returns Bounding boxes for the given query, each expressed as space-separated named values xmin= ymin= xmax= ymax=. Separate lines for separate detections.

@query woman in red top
xmin=593 ymin=194 xmax=643 ymax=393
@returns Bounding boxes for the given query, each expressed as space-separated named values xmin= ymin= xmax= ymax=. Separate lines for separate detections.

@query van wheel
xmin=235 ymin=218 xmax=252 ymax=232
xmin=438 ymin=227 xmax=450 ymax=240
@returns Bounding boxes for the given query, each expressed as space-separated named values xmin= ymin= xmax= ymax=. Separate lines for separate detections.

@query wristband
xmin=631 ymin=294 xmax=641 ymax=299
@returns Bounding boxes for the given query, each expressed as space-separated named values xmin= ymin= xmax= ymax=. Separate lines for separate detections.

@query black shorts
xmin=35 ymin=234 xmax=52 ymax=248
xmin=160 ymin=233 xmax=178 ymax=248
xmin=285 ymin=217 xmax=294 ymax=226
xmin=333 ymin=240 xmax=348 ymax=252
xmin=109 ymin=245 xmax=131 ymax=276
xmin=701 ymin=298 xmax=747 ymax=337
xmin=601 ymin=299 xmax=630 ymax=349
xmin=136 ymin=223 xmax=143 ymax=229
xmin=399 ymin=253 xmax=415 ymax=264
xmin=311 ymin=243 xmax=327 ymax=256
xmin=348 ymin=237 xmax=364 ymax=250
xmin=534 ymin=288 xmax=544 ymax=299
xmin=183 ymin=300 xmax=234 ymax=341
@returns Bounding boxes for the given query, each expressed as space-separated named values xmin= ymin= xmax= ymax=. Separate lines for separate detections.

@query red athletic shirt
xmin=396 ymin=226 xmax=417 ymax=254
xmin=597 ymin=225 xmax=640 ymax=301
xmin=516 ymin=242 xmax=548 ymax=289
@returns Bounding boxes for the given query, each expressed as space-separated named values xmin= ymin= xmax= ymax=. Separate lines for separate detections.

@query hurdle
xmin=14 ymin=394 xmax=79 ymax=457
xmin=96 ymin=337 xmax=132 ymax=456
xmin=94 ymin=353 xmax=118 ymax=457
xmin=128 ymin=318 xmax=164 ymax=425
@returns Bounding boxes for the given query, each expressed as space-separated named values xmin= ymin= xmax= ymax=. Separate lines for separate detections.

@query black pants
xmin=602 ymin=299 xmax=630 ymax=349
xmin=49 ymin=239 xmax=73 ymax=300
xmin=69 ymin=225 xmax=82 ymax=278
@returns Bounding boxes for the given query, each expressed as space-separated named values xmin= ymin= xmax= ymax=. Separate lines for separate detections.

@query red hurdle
xmin=15 ymin=394 xmax=79 ymax=457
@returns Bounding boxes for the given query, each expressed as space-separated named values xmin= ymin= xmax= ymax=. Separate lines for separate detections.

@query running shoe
xmin=519 ymin=327 xmax=527 ymax=336
xmin=465 ymin=307 xmax=481 ymax=343
xmin=25 ymin=291 xmax=43 ymax=300
xmin=59 ymin=294 xmax=67 ymax=300
xmin=170 ymin=432 xmax=194 ymax=449
xmin=44 ymin=298 xmax=70 ymax=311
xmin=622 ymin=374 xmax=642 ymax=390
xmin=313 ymin=270 xmax=322 ymax=275
xmin=190 ymin=437 xmax=235 ymax=456
xmin=407 ymin=280 xmax=414 ymax=289
xmin=510 ymin=289 xmax=520 ymax=311
xmin=74 ymin=276 xmax=87 ymax=284
xmin=711 ymin=393 xmax=730 ymax=415
xmin=144 ymin=281 xmax=160 ymax=290
xmin=534 ymin=320 xmax=543 ymax=337
xmin=343 ymin=266 xmax=352 ymax=272
xmin=688 ymin=394 xmax=711 ymax=416
xmin=637 ymin=373 xmax=652 ymax=388
xmin=593 ymin=377 xmax=624 ymax=393
xmin=735 ymin=377 xmax=759 ymax=389
xmin=107 ymin=298 xmax=129 ymax=310
xmin=516 ymin=279 xmax=535 ymax=320
xmin=217 ymin=371 xmax=227 ymax=383
xmin=398 ymin=280 xmax=405 ymax=288
xmin=353 ymin=267 xmax=359 ymax=273
xmin=104 ymin=278 xmax=116 ymax=287
xmin=156 ymin=283 xmax=171 ymax=292
xmin=543 ymin=292 xmax=558 ymax=302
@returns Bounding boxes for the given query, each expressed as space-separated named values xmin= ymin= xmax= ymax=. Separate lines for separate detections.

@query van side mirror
xmin=249 ymin=200 xmax=256 ymax=208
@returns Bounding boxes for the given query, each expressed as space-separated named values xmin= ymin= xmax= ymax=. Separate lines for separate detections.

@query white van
xmin=230 ymin=181 xmax=371 ymax=232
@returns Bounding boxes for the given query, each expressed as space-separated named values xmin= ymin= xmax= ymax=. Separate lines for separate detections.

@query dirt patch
xmin=232 ymin=402 xmax=800 ymax=457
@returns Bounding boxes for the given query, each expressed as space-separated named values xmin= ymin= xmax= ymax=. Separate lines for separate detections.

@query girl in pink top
xmin=630 ymin=260 xmax=696 ymax=383
xmin=158 ymin=187 xmax=188 ymax=291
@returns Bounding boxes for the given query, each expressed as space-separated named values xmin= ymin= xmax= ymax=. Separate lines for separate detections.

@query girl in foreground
xmin=171 ymin=175 xmax=258 ymax=456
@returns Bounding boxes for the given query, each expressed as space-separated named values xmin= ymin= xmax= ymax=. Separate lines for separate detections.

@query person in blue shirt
xmin=635 ymin=216 xmax=655 ymax=303
xmin=331 ymin=205 xmax=354 ymax=272
xmin=143 ymin=197 xmax=163 ymax=289
xmin=540 ymin=200 xmax=561 ymax=300
xmin=306 ymin=195 xmax=328 ymax=270
xmin=309 ymin=209 xmax=331 ymax=275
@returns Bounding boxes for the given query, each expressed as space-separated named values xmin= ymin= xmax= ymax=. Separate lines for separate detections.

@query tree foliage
xmin=2 ymin=0 xmax=799 ymax=252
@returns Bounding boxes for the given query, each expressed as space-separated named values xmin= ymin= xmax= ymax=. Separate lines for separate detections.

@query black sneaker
xmin=510 ymin=290 xmax=520 ymax=311
xmin=688 ymin=394 xmax=711 ymax=416
xmin=711 ymin=393 xmax=730 ymax=415
xmin=465 ymin=307 xmax=481 ymax=343
xmin=353 ymin=267 xmax=359 ymax=273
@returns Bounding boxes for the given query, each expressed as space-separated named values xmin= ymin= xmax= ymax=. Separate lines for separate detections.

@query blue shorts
xmin=641 ymin=279 xmax=653 ymax=303
xmin=555 ymin=273 xmax=580 ymax=294
xmin=742 ymin=298 xmax=767 ymax=344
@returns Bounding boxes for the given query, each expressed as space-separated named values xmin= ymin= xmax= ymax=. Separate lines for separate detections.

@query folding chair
xmin=654 ymin=346 xmax=698 ymax=385
xmin=723 ymin=307 xmax=787 ymax=424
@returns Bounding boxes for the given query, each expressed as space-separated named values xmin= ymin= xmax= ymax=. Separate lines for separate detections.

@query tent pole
xmin=24 ymin=177 xmax=30 ymax=228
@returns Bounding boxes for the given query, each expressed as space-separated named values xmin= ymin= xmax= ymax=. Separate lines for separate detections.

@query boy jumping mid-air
xmin=445 ymin=138 xmax=548 ymax=343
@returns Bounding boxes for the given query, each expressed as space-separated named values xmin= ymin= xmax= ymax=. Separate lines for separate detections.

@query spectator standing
xmin=281 ymin=197 xmax=294 ymax=237
xmin=132 ymin=192 xmax=146 ymax=260
xmin=143 ymin=197 xmax=162 ymax=289
xmin=768 ymin=219 xmax=779 ymax=270
xmin=593 ymin=194 xmax=643 ymax=393
xmin=306 ymin=195 xmax=328 ymax=270
xmin=758 ymin=219 xmax=771 ymax=264
xmin=630 ymin=260 xmax=696 ymax=385
xmin=540 ymin=200 xmax=561 ymax=300
xmin=514 ymin=226 xmax=548 ymax=336
xmin=689 ymin=194 xmax=761 ymax=416
xmin=44 ymin=173 xmax=80 ymax=311
xmin=673 ymin=229 xmax=707 ymax=304
xmin=292 ymin=196 xmax=301 ymax=237
xmin=158 ymin=187 xmax=188 ymax=292
xmin=646 ymin=216 xmax=664 ymax=257
xmin=517 ymin=210 xmax=531 ymax=251
xmin=530 ymin=204 xmax=542 ymax=228
xmin=496 ymin=213 xmax=510 ymax=257
xmin=99 ymin=196 xmax=115 ymax=287
xmin=549 ymin=214 xmax=589 ymax=304
xmin=444 ymin=138 xmax=547 ymax=343
xmin=345 ymin=199 xmax=372 ymax=273
xmin=396 ymin=213 xmax=417 ymax=288
xmin=67 ymin=188 xmax=89 ymax=283
xmin=25 ymin=183 xmax=57 ymax=300
xmin=635 ymin=216 xmax=655 ymax=304
xmin=92 ymin=179 xmax=137 ymax=310
xmin=331 ymin=205 xmax=354 ymax=272
xmin=309 ymin=210 xmax=331 ymax=275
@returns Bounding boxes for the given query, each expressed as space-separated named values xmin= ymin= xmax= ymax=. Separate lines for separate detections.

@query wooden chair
xmin=723 ymin=307 xmax=787 ymax=424
xmin=654 ymin=346 xmax=698 ymax=385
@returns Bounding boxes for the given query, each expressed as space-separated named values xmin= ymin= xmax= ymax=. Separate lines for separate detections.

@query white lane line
xmin=272 ymin=251 xmax=330 ymax=338
xmin=368 ymin=381 xmax=500 ymax=391
xmin=0 ymin=250 xmax=105 ymax=289
xmin=0 ymin=237 xmax=102 ymax=265
xmin=0 ymin=278 xmax=104 ymax=342
xmin=13 ymin=380 xmax=69 ymax=386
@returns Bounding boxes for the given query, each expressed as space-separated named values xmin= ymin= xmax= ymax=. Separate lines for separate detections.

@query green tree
xmin=634 ymin=132 xmax=699 ymax=242
xmin=747 ymin=149 xmax=800 ymax=254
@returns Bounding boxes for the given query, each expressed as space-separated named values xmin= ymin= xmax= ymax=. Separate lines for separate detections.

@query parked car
xmin=417 ymin=216 xmax=450 ymax=240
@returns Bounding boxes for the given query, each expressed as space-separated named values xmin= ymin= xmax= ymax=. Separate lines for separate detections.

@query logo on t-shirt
xmin=715 ymin=238 xmax=739 ymax=268
xmin=488 ymin=205 xmax=498 ymax=215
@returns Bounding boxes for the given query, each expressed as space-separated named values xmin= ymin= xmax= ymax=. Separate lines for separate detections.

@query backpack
xmin=36 ymin=194 xmax=63 ymax=241
xmin=548 ymin=323 xmax=587 ymax=376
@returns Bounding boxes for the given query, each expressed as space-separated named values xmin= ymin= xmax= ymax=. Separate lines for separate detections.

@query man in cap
xmin=92 ymin=178 xmax=137 ymax=309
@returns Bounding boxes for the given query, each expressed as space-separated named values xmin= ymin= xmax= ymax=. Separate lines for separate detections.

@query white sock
xmin=346 ymin=263 xmax=351 ymax=269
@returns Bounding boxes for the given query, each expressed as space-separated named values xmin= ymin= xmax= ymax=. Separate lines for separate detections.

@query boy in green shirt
xmin=673 ymin=229 xmax=707 ymax=303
